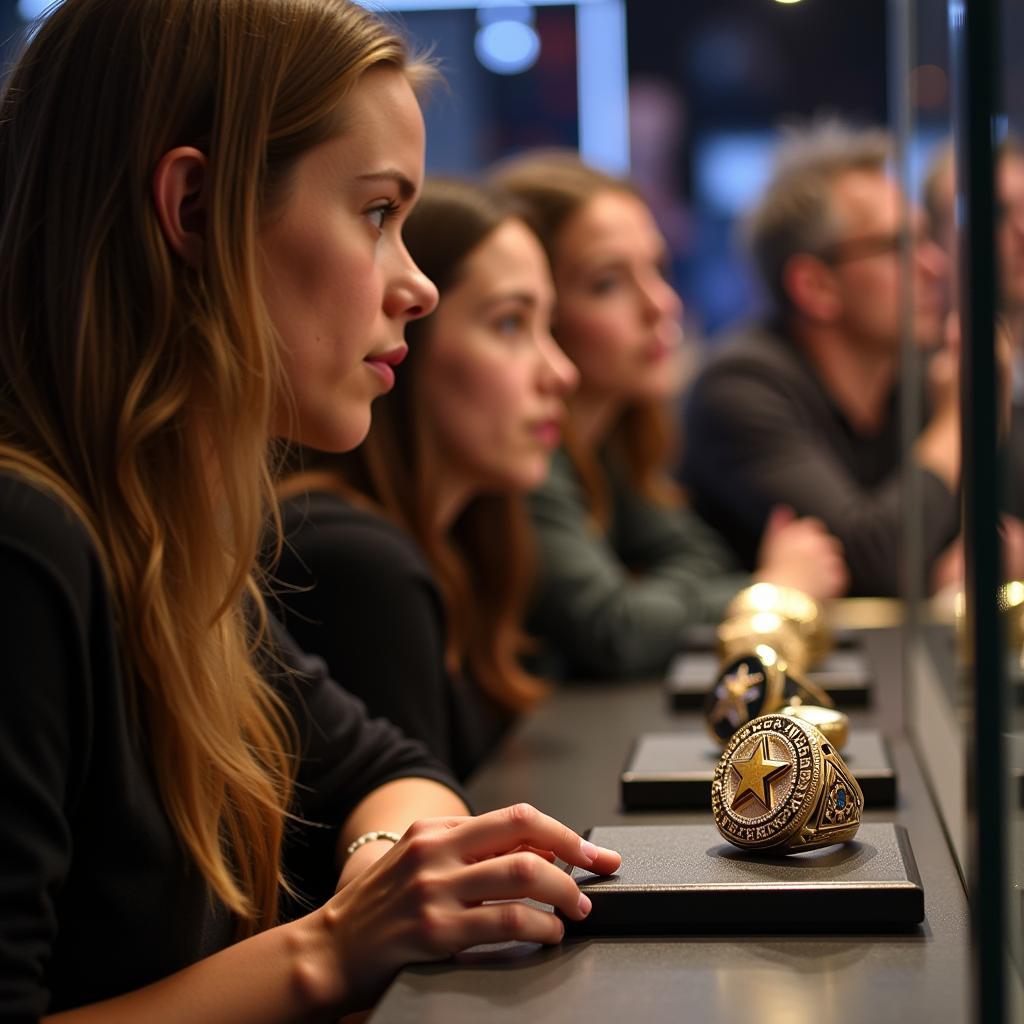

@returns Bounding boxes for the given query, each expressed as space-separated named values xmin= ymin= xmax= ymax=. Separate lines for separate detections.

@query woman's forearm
xmin=45 ymin=914 xmax=346 ymax=1024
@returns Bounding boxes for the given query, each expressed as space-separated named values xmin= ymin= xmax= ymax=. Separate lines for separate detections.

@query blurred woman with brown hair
xmin=493 ymin=150 xmax=848 ymax=679
xmin=0 ymin=6 xmax=617 ymax=1019
xmin=274 ymin=178 xmax=578 ymax=779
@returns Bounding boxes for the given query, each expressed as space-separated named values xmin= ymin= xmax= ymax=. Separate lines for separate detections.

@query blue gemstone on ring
xmin=836 ymin=788 xmax=847 ymax=809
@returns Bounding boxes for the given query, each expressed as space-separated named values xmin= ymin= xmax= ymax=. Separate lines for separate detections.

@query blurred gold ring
xmin=723 ymin=583 xmax=832 ymax=664
xmin=780 ymin=667 xmax=834 ymax=711
xmin=704 ymin=655 xmax=777 ymax=745
xmin=779 ymin=704 xmax=849 ymax=749
xmin=704 ymin=656 xmax=834 ymax=746
xmin=711 ymin=713 xmax=863 ymax=854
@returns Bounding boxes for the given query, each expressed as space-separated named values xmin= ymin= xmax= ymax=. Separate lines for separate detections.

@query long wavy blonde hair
xmin=0 ymin=0 xmax=424 ymax=934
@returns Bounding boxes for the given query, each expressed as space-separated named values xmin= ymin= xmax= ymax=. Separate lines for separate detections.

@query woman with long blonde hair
xmin=274 ymin=178 xmax=577 ymax=780
xmin=492 ymin=151 xmax=848 ymax=679
xmin=0 ymin=4 xmax=618 ymax=1019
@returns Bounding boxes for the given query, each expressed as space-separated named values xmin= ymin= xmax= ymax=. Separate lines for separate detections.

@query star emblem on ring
xmin=730 ymin=734 xmax=791 ymax=813
xmin=708 ymin=661 xmax=765 ymax=729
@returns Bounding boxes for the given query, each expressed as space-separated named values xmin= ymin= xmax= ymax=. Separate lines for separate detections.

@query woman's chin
xmin=279 ymin=413 xmax=373 ymax=454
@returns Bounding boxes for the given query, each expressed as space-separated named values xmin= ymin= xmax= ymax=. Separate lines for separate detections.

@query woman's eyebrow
xmin=356 ymin=169 xmax=417 ymax=200
xmin=477 ymin=291 xmax=538 ymax=310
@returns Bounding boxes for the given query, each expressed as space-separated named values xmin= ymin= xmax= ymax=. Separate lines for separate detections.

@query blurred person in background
xmin=922 ymin=137 xmax=1024 ymax=583
xmin=683 ymin=121 xmax=956 ymax=597
xmin=272 ymin=179 xmax=578 ymax=779
xmin=493 ymin=151 xmax=846 ymax=681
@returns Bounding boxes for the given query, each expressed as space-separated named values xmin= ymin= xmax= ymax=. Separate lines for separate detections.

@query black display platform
xmin=666 ymin=647 xmax=872 ymax=709
xmin=567 ymin=823 xmax=924 ymax=934
xmin=620 ymin=729 xmax=896 ymax=809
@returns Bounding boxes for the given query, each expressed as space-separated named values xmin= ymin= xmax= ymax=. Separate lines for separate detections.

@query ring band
xmin=711 ymin=712 xmax=863 ymax=853
xmin=779 ymin=704 xmax=849 ymax=749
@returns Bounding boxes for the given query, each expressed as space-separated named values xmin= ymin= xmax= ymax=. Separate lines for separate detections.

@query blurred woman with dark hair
xmin=274 ymin=178 xmax=578 ymax=779
xmin=493 ymin=150 xmax=848 ymax=679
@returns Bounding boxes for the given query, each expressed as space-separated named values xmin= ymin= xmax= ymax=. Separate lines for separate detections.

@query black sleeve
xmin=272 ymin=517 xmax=454 ymax=768
xmin=264 ymin=614 xmax=464 ymax=913
xmin=265 ymin=615 xmax=461 ymax=828
xmin=684 ymin=362 xmax=959 ymax=596
xmin=0 ymin=544 xmax=85 ymax=1022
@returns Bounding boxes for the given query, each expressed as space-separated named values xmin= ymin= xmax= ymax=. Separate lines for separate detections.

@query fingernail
xmin=577 ymin=892 xmax=592 ymax=917
xmin=579 ymin=838 xmax=598 ymax=864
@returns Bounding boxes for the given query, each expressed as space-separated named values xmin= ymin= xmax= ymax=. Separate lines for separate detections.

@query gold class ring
xmin=711 ymin=712 xmax=864 ymax=853
xmin=779 ymin=704 xmax=850 ymax=750
xmin=722 ymin=583 xmax=832 ymax=665
xmin=704 ymin=655 xmax=772 ymax=745
xmin=704 ymin=654 xmax=834 ymax=745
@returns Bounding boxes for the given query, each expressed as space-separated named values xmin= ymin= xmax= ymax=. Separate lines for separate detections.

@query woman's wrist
xmin=286 ymin=905 xmax=354 ymax=1020
xmin=337 ymin=838 xmax=393 ymax=890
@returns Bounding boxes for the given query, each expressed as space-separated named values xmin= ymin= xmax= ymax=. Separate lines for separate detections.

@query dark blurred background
xmin=1 ymin=0 xmax=954 ymax=339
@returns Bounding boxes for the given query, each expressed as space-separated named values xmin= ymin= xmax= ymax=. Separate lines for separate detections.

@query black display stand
xmin=620 ymin=729 xmax=897 ymax=809
xmin=566 ymin=823 xmax=924 ymax=934
xmin=666 ymin=647 xmax=872 ymax=709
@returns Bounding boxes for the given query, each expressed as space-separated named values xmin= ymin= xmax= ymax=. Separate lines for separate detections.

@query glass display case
xmin=896 ymin=0 xmax=1020 ymax=1018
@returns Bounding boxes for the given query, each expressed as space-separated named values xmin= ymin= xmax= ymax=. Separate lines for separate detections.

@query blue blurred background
xmin=1 ymin=0 xmax=961 ymax=341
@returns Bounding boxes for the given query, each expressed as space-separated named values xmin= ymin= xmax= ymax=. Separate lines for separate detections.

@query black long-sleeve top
xmin=681 ymin=322 xmax=960 ymax=596
xmin=270 ymin=492 xmax=511 ymax=782
xmin=0 ymin=473 xmax=459 ymax=1021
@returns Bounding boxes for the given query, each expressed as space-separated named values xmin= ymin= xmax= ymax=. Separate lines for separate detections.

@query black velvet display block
xmin=620 ymin=729 xmax=896 ymax=809
xmin=567 ymin=823 xmax=924 ymax=934
xmin=666 ymin=646 xmax=872 ymax=709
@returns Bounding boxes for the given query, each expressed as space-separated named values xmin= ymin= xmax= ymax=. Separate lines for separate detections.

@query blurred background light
xmin=474 ymin=18 xmax=540 ymax=75
xmin=695 ymin=133 xmax=775 ymax=216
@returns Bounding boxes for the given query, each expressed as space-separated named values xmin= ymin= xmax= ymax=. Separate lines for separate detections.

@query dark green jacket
xmin=527 ymin=448 xmax=747 ymax=679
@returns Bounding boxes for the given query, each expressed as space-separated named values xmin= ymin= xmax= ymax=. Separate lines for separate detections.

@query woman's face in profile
xmin=551 ymin=189 xmax=685 ymax=405
xmin=418 ymin=217 xmax=578 ymax=496
xmin=261 ymin=66 xmax=438 ymax=453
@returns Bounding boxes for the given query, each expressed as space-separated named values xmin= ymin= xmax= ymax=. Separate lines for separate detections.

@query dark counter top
xmin=370 ymin=631 xmax=968 ymax=1023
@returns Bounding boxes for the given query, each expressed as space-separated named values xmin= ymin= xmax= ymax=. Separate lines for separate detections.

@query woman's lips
xmin=532 ymin=418 xmax=563 ymax=447
xmin=643 ymin=338 xmax=673 ymax=363
xmin=364 ymin=344 xmax=408 ymax=390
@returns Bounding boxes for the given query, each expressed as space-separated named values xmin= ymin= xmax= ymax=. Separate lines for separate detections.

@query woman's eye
xmin=495 ymin=312 xmax=526 ymax=335
xmin=366 ymin=201 xmax=400 ymax=232
xmin=590 ymin=276 xmax=618 ymax=295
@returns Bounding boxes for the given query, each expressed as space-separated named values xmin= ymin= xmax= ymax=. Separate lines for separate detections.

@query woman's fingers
xmin=446 ymin=901 xmax=568 ymax=949
xmin=453 ymin=804 xmax=621 ymax=874
xmin=501 ymin=844 xmax=558 ymax=862
xmin=452 ymin=852 xmax=592 ymax=920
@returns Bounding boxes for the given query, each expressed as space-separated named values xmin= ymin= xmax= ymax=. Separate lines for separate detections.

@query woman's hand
xmin=754 ymin=506 xmax=849 ymax=600
xmin=316 ymin=803 xmax=621 ymax=1011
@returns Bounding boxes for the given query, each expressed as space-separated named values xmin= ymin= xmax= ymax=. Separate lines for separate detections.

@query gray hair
xmin=745 ymin=119 xmax=892 ymax=313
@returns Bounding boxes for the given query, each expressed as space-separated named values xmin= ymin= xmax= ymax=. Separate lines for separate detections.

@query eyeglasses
xmin=814 ymin=230 xmax=929 ymax=266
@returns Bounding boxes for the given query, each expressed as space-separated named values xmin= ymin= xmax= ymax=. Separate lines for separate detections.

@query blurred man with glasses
xmin=682 ymin=120 xmax=956 ymax=596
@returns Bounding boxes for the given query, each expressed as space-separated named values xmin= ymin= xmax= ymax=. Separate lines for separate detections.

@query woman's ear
xmin=152 ymin=146 xmax=208 ymax=267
